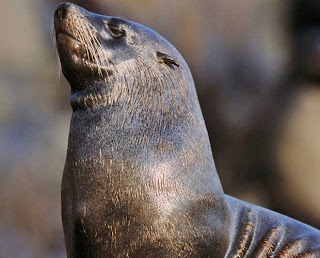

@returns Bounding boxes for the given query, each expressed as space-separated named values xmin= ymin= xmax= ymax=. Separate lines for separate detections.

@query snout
xmin=55 ymin=2 xmax=73 ymax=22
xmin=54 ymin=2 xmax=88 ymax=24
xmin=54 ymin=2 xmax=87 ymax=41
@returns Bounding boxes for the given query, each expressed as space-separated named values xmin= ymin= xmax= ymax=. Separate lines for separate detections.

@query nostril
xmin=55 ymin=2 xmax=72 ymax=21
xmin=55 ymin=9 xmax=64 ymax=21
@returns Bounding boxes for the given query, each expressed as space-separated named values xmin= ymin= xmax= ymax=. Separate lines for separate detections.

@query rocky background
xmin=1 ymin=0 xmax=319 ymax=257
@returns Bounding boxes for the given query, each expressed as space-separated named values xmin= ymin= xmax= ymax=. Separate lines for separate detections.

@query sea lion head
xmin=54 ymin=2 xmax=191 ymax=111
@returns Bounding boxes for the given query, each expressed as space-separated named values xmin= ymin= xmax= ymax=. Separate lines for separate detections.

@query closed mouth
xmin=56 ymin=30 xmax=80 ymax=43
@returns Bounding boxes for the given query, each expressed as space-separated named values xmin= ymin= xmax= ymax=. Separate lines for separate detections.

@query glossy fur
xmin=54 ymin=2 xmax=320 ymax=257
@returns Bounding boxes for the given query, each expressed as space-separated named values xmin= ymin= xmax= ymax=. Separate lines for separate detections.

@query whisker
xmin=51 ymin=20 xmax=57 ymax=55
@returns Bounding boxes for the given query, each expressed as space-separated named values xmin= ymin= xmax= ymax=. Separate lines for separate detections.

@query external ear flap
xmin=156 ymin=51 xmax=180 ymax=67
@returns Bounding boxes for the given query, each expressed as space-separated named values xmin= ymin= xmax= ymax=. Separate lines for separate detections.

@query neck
xmin=69 ymin=87 xmax=226 ymax=210
xmin=67 ymin=74 xmax=227 ymax=202
xmin=64 ymin=80 xmax=230 ymax=256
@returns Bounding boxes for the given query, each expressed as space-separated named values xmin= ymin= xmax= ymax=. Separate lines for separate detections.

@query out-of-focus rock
xmin=277 ymin=86 xmax=320 ymax=227
xmin=0 ymin=0 xmax=69 ymax=257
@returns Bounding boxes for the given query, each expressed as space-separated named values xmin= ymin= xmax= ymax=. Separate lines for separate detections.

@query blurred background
xmin=1 ymin=0 xmax=320 ymax=257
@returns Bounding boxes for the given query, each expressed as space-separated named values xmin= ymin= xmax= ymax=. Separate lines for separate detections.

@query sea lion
xmin=54 ymin=2 xmax=320 ymax=257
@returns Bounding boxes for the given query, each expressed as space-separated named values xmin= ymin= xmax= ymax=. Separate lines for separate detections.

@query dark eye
xmin=108 ymin=25 xmax=125 ymax=38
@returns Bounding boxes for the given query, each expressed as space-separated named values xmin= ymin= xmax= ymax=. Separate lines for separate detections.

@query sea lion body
xmin=54 ymin=3 xmax=320 ymax=257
